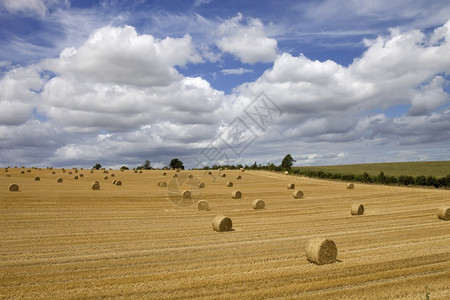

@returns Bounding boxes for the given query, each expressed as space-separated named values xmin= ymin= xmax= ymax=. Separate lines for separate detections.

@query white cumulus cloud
xmin=216 ymin=13 xmax=277 ymax=64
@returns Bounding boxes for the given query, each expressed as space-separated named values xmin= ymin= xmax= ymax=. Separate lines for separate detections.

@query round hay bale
xmin=73 ymin=175 xmax=79 ymax=180
xmin=34 ymin=176 xmax=40 ymax=181
xmin=285 ymin=171 xmax=289 ymax=175
xmin=212 ymin=215 xmax=232 ymax=232
xmin=351 ymin=204 xmax=364 ymax=215
xmin=103 ymin=170 xmax=109 ymax=174
xmin=252 ymin=199 xmax=265 ymax=209
xmin=241 ymin=168 xmax=245 ymax=172
xmin=173 ymin=174 xmax=178 ymax=178
xmin=91 ymin=182 xmax=100 ymax=190
xmin=103 ymin=176 xmax=108 ymax=180
xmin=157 ymin=181 xmax=162 ymax=187
xmin=236 ymin=175 xmax=242 ymax=180
xmin=9 ymin=183 xmax=19 ymax=192
xmin=221 ymin=173 xmax=226 ymax=177
xmin=139 ymin=170 xmax=143 ymax=173
xmin=52 ymin=171 xmax=56 ymax=174
xmin=112 ymin=180 xmax=117 ymax=184
xmin=226 ymin=181 xmax=233 ymax=187
xmin=197 ymin=200 xmax=209 ymax=211
xmin=207 ymin=171 xmax=212 ymax=175
xmin=162 ymin=172 xmax=167 ymax=176
xmin=134 ymin=170 xmax=138 ymax=173
xmin=93 ymin=180 xmax=99 ymax=185
xmin=176 ymin=168 xmax=181 ymax=172
xmin=182 ymin=190 xmax=192 ymax=199
xmin=293 ymin=190 xmax=304 ymax=199
xmin=306 ymin=238 xmax=338 ymax=265
xmin=347 ymin=183 xmax=354 ymax=189
xmin=188 ymin=174 xmax=193 ymax=178
xmin=20 ymin=171 xmax=25 ymax=174
xmin=74 ymin=169 xmax=78 ymax=173
xmin=231 ymin=190 xmax=242 ymax=199
xmin=90 ymin=170 xmax=94 ymax=173
xmin=437 ymin=207 xmax=450 ymax=221
xmin=79 ymin=174 xmax=84 ymax=177
xmin=198 ymin=182 xmax=205 ymax=188
xmin=111 ymin=173 xmax=115 ymax=177
xmin=115 ymin=180 xmax=122 ymax=186
xmin=160 ymin=182 xmax=167 ymax=187
xmin=68 ymin=171 xmax=72 ymax=174
xmin=5 ymin=168 xmax=8 ymax=172
xmin=56 ymin=177 xmax=63 ymax=183
xmin=27 ymin=169 xmax=31 ymax=173
xmin=287 ymin=183 xmax=295 ymax=189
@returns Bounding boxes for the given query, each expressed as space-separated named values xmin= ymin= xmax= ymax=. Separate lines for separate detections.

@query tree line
xmin=292 ymin=169 xmax=450 ymax=188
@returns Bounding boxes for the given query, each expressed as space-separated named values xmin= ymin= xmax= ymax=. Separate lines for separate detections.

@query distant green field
xmin=293 ymin=161 xmax=450 ymax=177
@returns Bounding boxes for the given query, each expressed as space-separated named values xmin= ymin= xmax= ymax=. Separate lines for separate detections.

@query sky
xmin=0 ymin=0 xmax=450 ymax=169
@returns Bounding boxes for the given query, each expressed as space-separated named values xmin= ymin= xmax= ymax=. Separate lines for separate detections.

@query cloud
xmin=220 ymin=68 xmax=253 ymax=75
xmin=3 ymin=0 xmax=48 ymax=16
xmin=236 ymin=19 xmax=450 ymax=146
xmin=0 ymin=66 xmax=42 ymax=126
xmin=193 ymin=0 xmax=213 ymax=7
xmin=216 ymin=13 xmax=277 ymax=64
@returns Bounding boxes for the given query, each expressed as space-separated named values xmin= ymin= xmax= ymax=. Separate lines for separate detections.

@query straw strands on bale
xmin=9 ymin=183 xmax=19 ymax=192
xmin=198 ymin=183 xmax=205 ymax=188
xmin=347 ymin=183 xmax=354 ymax=189
xmin=293 ymin=190 xmax=304 ymax=199
xmin=226 ymin=181 xmax=233 ymax=187
xmin=197 ymin=200 xmax=209 ymax=211
xmin=212 ymin=215 xmax=232 ymax=232
xmin=182 ymin=190 xmax=192 ymax=199
xmin=57 ymin=178 xmax=63 ymax=183
xmin=252 ymin=199 xmax=265 ymax=209
xmin=351 ymin=204 xmax=364 ymax=215
xmin=305 ymin=238 xmax=338 ymax=265
xmin=91 ymin=182 xmax=100 ymax=190
xmin=34 ymin=176 xmax=40 ymax=181
xmin=287 ymin=183 xmax=295 ymax=189
xmin=437 ymin=207 xmax=450 ymax=221
xmin=231 ymin=190 xmax=242 ymax=199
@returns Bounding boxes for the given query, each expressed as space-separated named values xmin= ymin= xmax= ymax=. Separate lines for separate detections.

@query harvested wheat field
xmin=1 ymin=168 xmax=449 ymax=299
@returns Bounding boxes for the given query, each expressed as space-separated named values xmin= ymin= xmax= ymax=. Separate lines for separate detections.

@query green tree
xmin=120 ymin=166 xmax=129 ymax=171
xmin=170 ymin=158 xmax=184 ymax=170
xmin=92 ymin=163 xmax=102 ymax=170
xmin=143 ymin=160 xmax=151 ymax=170
xmin=281 ymin=154 xmax=295 ymax=170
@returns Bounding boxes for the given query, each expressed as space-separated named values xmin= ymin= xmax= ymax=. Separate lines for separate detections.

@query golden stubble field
xmin=1 ymin=167 xmax=449 ymax=299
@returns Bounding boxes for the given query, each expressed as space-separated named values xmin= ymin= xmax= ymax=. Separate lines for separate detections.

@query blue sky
xmin=0 ymin=0 xmax=449 ymax=169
